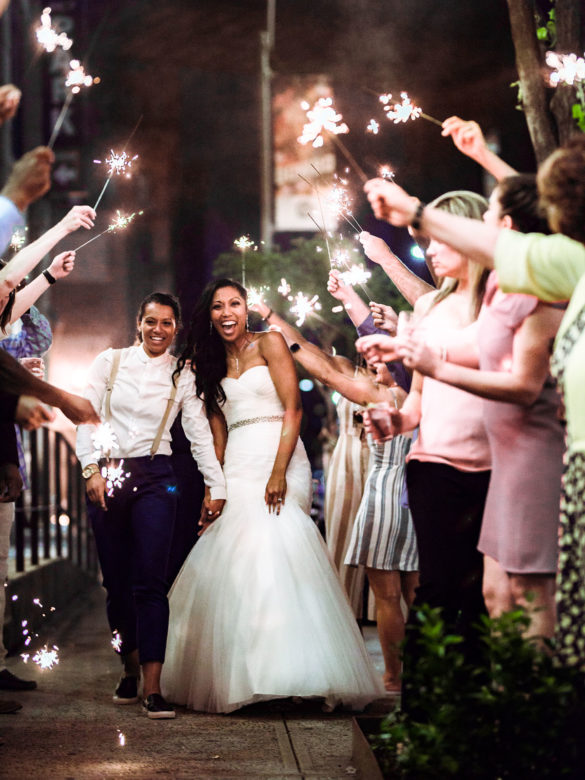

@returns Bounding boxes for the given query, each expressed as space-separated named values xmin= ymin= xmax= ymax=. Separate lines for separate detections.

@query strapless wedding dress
xmin=161 ymin=365 xmax=383 ymax=713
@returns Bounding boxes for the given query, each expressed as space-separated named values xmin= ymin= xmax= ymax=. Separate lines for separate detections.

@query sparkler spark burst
xmin=107 ymin=210 xmax=144 ymax=232
xmin=102 ymin=461 xmax=131 ymax=497
xmin=277 ymin=278 xmax=291 ymax=298
xmin=546 ymin=51 xmax=585 ymax=86
xmin=9 ymin=226 xmax=28 ymax=251
xmin=297 ymin=97 xmax=349 ymax=148
xmin=32 ymin=644 xmax=59 ymax=670
xmin=94 ymin=150 xmax=139 ymax=178
xmin=339 ymin=263 xmax=372 ymax=288
xmin=247 ymin=285 xmax=270 ymax=308
xmin=366 ymin=118 xmax=380 ymax=134
xmin=326 ymin=179 xmax=363 ymax=233
xmin=36 ymin=7 xmax=73 ymax=53
xmin=91 ymin=422 xmax=119 ymax=459
xmin=290 ymin=292 xmax=321 ymax=327
xmin=331 ymin=249 xmax=351 ymax=269
xmin=65 ymin=60 xmax=94 ymax=93
xmin=379 ymin=165 xmax=395 ymax=181
xmin=382 ymin=91 xmax=422 ymax=124
xmin=111 ymin=631 xmax=122 ymax=653
xmin=234 ymin=235 xmax=255 ymax=251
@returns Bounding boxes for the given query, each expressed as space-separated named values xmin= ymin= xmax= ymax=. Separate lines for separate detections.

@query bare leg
xmin=508 ymin=573 xmax=556 ymax=641
xmin=142 ymin=661 xmax=163 ymax=698
xmin=400 ymin=570 xmax=419 ymax=610
xmin=366 ymin=568 xmax=406 ymax=692
xmin=482 ymin=555 xmax=513 ymax=617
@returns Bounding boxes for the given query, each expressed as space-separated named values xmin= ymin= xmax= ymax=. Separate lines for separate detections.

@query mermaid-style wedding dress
xmin=161 ymin=365 xmax=384 ymax=713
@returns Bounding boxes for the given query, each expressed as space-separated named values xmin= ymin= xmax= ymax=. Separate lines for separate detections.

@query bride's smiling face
xmin=210 ymin=286 xmax=248 ymax=342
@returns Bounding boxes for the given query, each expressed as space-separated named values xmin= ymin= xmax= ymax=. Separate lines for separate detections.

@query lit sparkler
xmin=102 ymin=460 xmax=131 ymax=497
xmin=277 ymin=278 xmax=291 ymax=298
xmin=247 ymin=285 xmax=270 ymax=308
xmin=290 ymin=292 xmax=321 ymax=327
xmin=327 ymin=179 xmax=363 ymax=234
xmin=48 ymin=60 xmax=98 ymax=149
xmin=366 ymin=119 xmax=380 ymax=134
xmin=92 ymin=150 xmax=140 ymax=210
xmin=36 ymin=7 xmax=73 ymax=53
xmin=379 ymin=91 xmax=443 ymax=128
xmin=32 ymin=644 xmax=59 ymax=670
xmin=111 ymin=631 xmax=122 ymax=653
xmin=379 ymin=165 xmax=395 ymax=181
xmin=331 ymin=249 xmax=351 ymax=269
xmin=340 ymin=263 xmax=372 ymax=287
xmin=298 ymin=98 xmax=367 ymax=182
xmin=91 ymin=422 xmax=119 ymax=459
xmin=9 ymin=226 xmax=28 ymax=252
xmin=73 ymin=210 xmax=144 ymax=252
xmin=546 ymin=51 xmax=585 ymax=86
xmin=234 ymin=235 xmax=255 ymax=287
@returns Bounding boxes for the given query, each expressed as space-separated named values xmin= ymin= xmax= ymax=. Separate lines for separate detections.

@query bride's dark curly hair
xmin=173 ymin=278 xmax=248 ymax=416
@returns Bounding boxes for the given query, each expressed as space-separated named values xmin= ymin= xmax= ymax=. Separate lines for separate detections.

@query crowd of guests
xmin=2 ymin=63 xmax=585 ymax=720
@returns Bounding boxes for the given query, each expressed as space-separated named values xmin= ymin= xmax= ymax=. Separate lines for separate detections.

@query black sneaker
xmin=0 ymin=669 xmax=37 ymax=691
xmin=143 ymin=693 xmax=175 ymax=719
xmin=113 ymin=676 xmax=139 ymax=704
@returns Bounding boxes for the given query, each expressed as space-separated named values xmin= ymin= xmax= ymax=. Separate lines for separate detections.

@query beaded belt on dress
xmin=227 ymin=414 xmax=284 ymax=433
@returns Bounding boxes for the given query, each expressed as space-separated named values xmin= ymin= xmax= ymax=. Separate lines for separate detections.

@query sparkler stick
xmin=298 ymin=172 xmax=333 ymax=265
xmin=73 ymin=210 xmax=144 ymax=252
xmin=234 ymin=235 xmax=255 ymax=287
xmin=47 ymin=91 xmax=73 ymax=149
xmin=328 ymin=134 xmax=368 ymax=183
xmin=92 ymin=115 xmax=143 ymax=211
xmin=379 ymin=91 xmax=442 ymax=127
xmin=47 ymin=60 xmax=96 ymax=149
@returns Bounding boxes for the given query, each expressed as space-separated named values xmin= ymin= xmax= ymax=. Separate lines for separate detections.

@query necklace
xmin=228 ymin=335 xmax=253 ymax=376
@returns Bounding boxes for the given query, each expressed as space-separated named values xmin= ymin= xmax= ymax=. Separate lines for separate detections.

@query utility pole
xmin=259 ymin=0 xmax=275 ymax=252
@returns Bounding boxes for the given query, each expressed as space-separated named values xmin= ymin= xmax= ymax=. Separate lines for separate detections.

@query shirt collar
xmin=137 ymin=343 xmax=172 ymax=366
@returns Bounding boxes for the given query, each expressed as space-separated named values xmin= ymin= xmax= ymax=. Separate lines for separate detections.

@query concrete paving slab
xmin=0 ymin=584 xmax=391 ymax=779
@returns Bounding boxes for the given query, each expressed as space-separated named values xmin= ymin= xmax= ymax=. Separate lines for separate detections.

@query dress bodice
xmin=221 ymin=365 xmax=285 ymax=429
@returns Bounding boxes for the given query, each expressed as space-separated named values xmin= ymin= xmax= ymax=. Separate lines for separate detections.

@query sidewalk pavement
xmin=0 ymin=584 xmax=392 ymax=779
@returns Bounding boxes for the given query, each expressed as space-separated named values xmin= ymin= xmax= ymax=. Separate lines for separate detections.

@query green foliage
xmin=536 ymin=6 xmax=556 ymax=47
xmin=213 ymin=237 xmax=407 ymax=356
xmin=373 ymin=605 xmax=585 ymax=778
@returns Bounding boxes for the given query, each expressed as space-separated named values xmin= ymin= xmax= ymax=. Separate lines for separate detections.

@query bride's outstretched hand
xmin=265 ymin=472 xmax=287 ymax=515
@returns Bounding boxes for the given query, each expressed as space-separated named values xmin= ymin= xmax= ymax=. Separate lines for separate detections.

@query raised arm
xmin=364 ymin=179 xmax=499 ymax=269
xmin=327 ymin=270 xmax=372 ymax=327
xmin=9 ymin=252 xmax=76 ymax=323
xmin=0 ymin=206 xmax=94 ymax=296
xmin=441 ymin=116 xmax=518 ymax=182
xmin=359 ymin=231 xmax=433 ymax=305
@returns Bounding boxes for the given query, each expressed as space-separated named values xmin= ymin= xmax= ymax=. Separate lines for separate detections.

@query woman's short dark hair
xmin=538 ymin=134 xmax=585 ymax=243
xmin=497 ymin=174 xmax=550 ymax=234
xmin=136 ymin=291 xmax=182 ymax=342
xmin=173 ymin=278 xmax=247 ymax=414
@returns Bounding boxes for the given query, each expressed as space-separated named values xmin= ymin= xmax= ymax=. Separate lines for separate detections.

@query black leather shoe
xmin=0 ymin=698 xmax=22 ymax=714
xmin=113 ymin=676 xmax=139 ymax=704
xmin=143 ymin=693 xmax=175 ymax=719
xmin=0 ymin=669 xmax=37 ymax=691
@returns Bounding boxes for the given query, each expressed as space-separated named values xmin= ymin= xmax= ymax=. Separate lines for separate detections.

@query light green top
xmin=495 ymin=230 xmax=585 ymax=454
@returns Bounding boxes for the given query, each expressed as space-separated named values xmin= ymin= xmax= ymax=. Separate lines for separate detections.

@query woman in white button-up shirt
xmin=76 ymin=292 xmax=226 ymax=719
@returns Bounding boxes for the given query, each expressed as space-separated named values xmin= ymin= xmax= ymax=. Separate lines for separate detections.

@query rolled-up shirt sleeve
xmin=75 ymin=349 xmax=111 ymax=469
xmin=180 ymin=381 xmax=226 ymax=500
xmin=495 ymin=230 xmax=585 ymax=302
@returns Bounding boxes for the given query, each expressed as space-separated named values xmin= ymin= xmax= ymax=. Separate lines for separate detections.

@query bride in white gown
xmin=161 ymin=279 xmax=384 ymax=713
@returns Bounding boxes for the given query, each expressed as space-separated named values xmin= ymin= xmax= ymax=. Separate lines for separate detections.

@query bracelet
xmin=43 ymin=269 xmax=57 ymax=285
xmin=261 ymin=308 xmax=273 ymax=322
xmin=290 ymin=343 xmax=301 ymax=353
xmin=410 ymin=201 xmax=426 ymax=231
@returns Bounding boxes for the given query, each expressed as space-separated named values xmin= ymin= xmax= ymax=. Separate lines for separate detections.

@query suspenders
xmin=105 ymin=348 xmax=178 ymax=459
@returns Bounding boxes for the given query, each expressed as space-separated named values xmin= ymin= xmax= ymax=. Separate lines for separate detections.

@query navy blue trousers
xmin=88 ymin=455 xmax=177 ymax=664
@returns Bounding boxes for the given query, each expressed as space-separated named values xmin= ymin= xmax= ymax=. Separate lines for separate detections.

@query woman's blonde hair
xmin=426 ymin=190 xmax=489 ymax=322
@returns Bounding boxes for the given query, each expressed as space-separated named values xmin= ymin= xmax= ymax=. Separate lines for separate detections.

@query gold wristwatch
xmin=82 ymin=464 xmax=100 ymax=480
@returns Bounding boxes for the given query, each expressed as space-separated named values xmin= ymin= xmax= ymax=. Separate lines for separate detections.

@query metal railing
xmin=13 ymin=427 xmax=97 ymax=575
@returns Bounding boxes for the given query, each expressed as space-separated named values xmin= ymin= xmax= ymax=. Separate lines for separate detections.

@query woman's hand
xmin=327 ymin=269 xmax=350 ymax=303
xmin=370 ymin=301 xmax=398 ymax=334
xmin=59 ymin=205 xmax=95 ymax=234
xmin=364 ymin=404 xmax=403 ymax=442
xmin=47 ymin=250 xmax=76 ymax=280
xmin=356 ymin=333 xmax=400 ymax=364
xmin=86 ymin=471 xmax=107 ymax=511
xmin=265 ymin=471 xmax=287 ymax=515
xmin=363 ymin=179 xmax=418 ymax=226
xmin=249 ymin=298 xmax=270 ymax=318
xmin=57 ymin=391 xmax=100 ymax=425
xmin=359 ymin=231 xmax=393 ymax=265
xmin=397 ymin=334 xmax=441 ymax=377
xmin=441 ymin=116 xmax=487 ymax=161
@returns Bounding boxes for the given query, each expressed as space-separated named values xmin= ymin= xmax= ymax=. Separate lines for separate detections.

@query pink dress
xmin=477 ymin=273 xmax=564 ymax=574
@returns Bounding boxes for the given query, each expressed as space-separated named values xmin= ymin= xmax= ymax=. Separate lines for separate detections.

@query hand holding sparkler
xmin=58 ymin=204 xmax=96 ymax=236
xmin=441 ymin=116 xmax=518 ymax=182
xmin=46 ymin=250 xmax=76 ymax=281
xmin=0 ymin=83 xmax=22 ymax=124
xmin=356 ymin=332 xmax=401 ymax=364
xmin=363 ymin=178 xmax=418 ymax=226
xmin=369 ymin=301 xmax=398 ymax=335
xmin=0 ymin=147 xmax=54 ymax=212
xmin=359 ymin=231 xmax=397 ymax=266
xmin=327 ymin=269 xmax=352 ymax=304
